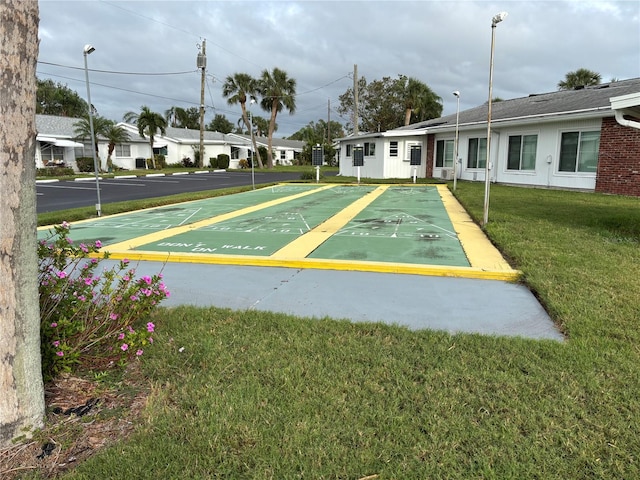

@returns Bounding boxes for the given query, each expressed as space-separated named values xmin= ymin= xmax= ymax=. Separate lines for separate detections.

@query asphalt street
xmin=36 ymin=170 xmax=314 ymax=213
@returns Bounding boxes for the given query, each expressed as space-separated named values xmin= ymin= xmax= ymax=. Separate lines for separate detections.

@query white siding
xmin=444 ymin=118 xmax=602 ymax=191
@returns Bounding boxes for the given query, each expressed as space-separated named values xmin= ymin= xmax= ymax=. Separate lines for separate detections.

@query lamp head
xmin=453 ymin=91 xmax=460 ymax=98
xmin=83 ymin=44 xmax=96 ymax=55
xmin=492 ymin=11 xmax=508 ymax=26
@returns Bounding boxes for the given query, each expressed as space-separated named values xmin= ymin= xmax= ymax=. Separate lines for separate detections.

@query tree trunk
xmin=267 ymin=103 xmax=277 ymax=169
xmin=0 ymin=0 xmax=45 ymax=447
xmin=404 ymin=108 xmax=412 ymax=126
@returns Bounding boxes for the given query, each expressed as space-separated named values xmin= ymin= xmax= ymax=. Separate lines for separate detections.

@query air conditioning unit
xmin=441 ymin=168 xmax=454 ymax=180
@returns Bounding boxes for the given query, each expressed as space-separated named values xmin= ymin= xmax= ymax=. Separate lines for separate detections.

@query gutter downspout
xmin=614 ymin=110 xmax=640 ymax=130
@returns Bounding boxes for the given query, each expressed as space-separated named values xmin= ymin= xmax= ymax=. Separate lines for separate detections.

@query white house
xmin=227 ymin=133 xmax=304 ymax=167
xmin=338 ymin=78 xmax=640 ymax=196
xmin=35 ymin=113 xmax=305 ymax=172
xmin=117 ymin=123 xmax=253 ymax=169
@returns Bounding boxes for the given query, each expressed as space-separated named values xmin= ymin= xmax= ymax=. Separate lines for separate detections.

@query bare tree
xmin=0 ymin=0 xmax=45 ymax=446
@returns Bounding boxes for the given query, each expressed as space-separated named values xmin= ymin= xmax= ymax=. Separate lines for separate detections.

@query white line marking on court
xmin=177 ymin=208 xmax=201 ymax=226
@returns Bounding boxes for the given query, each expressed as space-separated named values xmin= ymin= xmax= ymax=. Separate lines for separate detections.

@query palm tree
xmin=123 ymin=106 xmax=167 ymax=169
xmin=165 ymin=106 xmax=199 ymax=129
xmin=400 ymin=76 xmax=442 ymax=126
xmin=73 ymin=115 xmax=113 ymax=171
xmin=558 ymin=68 xmax=602 ymax=90
xmin=257 ymin=68 xmax=296 ymax=168
xmin=222 ymin=73 xmax=263 ymax=168
xmin=104 ymin=123 xmax=130 ymax=171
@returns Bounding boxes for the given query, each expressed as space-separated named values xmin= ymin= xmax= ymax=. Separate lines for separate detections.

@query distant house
xmin=35 ymin=114 xmax=149 ymax=171
xmin=337 ymin=78 xmax=640 ymax=196
xmin=227 ymin=133 xmax=305 ymax=167
xmin=117 ymin=123 xmax=251 ymax=168
xmin=35 ymin=114 xmax=306 ymax=171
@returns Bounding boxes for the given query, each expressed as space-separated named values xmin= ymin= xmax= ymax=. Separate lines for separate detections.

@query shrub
xmin=76 ymin=157 xmax=94 ymax=172
xmin=37 ymin=167 xmax=74 ymax=177
xmin=38 ymin=222 xmax=170 ymax=380
xmin=238 ymin=159 xmax=249 ymax=169
xmin=182 ymin=157 xmax=194 ymax=168
xmin=154 ymin=154 xmax=167 ymax=169
xmin=216 ymin=153 xmax=230 ymax=169
xmin=209 ymin=157 xmax=218 ymax=169
xmin=300 ymin=170 xmax=322 ymax=180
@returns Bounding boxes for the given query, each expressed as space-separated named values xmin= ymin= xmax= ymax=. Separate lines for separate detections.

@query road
xmin=36 ymin=170 xmax=317 ymax=213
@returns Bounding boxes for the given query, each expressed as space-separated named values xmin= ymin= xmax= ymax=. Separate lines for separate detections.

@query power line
xmin=38 ymin=60 xmax=196 ymax=76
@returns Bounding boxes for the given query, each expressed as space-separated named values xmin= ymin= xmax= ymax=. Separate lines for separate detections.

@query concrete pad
xmin=114 ymin=260 xmax=564 ymax=341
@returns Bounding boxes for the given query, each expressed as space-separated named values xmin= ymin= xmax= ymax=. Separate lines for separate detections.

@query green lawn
xmin=53 ymin=181 xmax=640 ymax=478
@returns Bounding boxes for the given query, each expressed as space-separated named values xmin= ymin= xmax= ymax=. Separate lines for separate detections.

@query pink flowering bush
xmin=39 ymin=222 xmax=169 ymax=379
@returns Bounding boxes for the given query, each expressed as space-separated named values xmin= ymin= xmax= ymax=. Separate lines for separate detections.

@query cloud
xmin=37 ymin=0 xmax=640 ymax=137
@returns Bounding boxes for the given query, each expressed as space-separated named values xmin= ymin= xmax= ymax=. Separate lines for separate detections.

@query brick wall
xmin=426 ymin=134 xmax=435 ymax=178
xmin=595 ymin=116 xmax=640 ymax=196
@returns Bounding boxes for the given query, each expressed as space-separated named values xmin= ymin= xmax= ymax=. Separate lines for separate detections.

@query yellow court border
xmin=72 ymin=183 xmax=521 ymax=282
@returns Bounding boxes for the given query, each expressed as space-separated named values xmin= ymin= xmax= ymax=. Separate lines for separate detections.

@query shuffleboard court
xmin=37 ymin=184 xmax=327 ymax=246
xmin=132 ymin=185 xmax=378 ymax=256
xmin=38 ymin=183 xmax=519 ymax=281
xmin=307 ymin=186 xmax=469 ymax=267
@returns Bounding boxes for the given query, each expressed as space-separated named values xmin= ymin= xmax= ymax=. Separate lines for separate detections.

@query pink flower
xmin=56 ymin=351 xmax=64 ymax=357
xmin=84 ymin=277 xmax=93 ymax=285
xmin=80 ymin=243 xmax=88 ymax=253
xmin=66 ymin=238 xmax=73 ymax=244
xmin=142 ymin=275 xmax=152 ymax=285
xmin=121 ymin=344 xmax=128 ymax=351
xmin=52 ymin=340 xmax=60 ymax=347
xmin=123 ymin=258 xmax=130 ymax=265
xmin=109 ymin=312 xmax=119 ymax=320
xmin=61 ymin=221 xmax=69 ymax=228
xmin=118 ymin=333 xmax=125 ymax=340
xmin=57 ymin=271 xmax=67 ymax=279
xmin=136 ymin=349 xmax=143 ymax=356
xmin=147 ymin=322 xmax=155 ymax=333
xmin=50 ymin=322 xmax=57 ymax=328
xmin=95 ymin=240 xmax=102 ymax=248
xmin=148 ymin=337 xmax=153 ymax=344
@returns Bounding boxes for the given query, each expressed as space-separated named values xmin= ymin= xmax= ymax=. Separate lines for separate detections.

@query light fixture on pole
xmin=249 ymin=99 xmax=256 ymax=190
xmin=453 ymin=90 xmax=461 ymax=191
xmin=483 ymin=11 xmax=507 ymax=226
xmin=83 ymin=43 xmax=102 ymax=217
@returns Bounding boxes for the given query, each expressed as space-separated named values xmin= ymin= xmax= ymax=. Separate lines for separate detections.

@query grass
xmin=38 ymin=181 xmax=640 ymax=478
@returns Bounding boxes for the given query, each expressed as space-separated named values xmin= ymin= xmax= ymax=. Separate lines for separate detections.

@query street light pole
xmin=453 ymin=90 xmax=460 ymax=191
xmin=483 ymin=11 xmax=507 ymax=226
xmin=83 ymin=44 xmax=101 ymax=217
xmin=249 ymin=102 xmax=255 ymax=190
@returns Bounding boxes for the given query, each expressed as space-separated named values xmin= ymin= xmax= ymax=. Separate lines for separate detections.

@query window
xmin=346 ymin=144 xmax=352 ymax=157
xmin=435 ymin=139 xmax=454 ymax=168
xmin=364 ymin=142 xmax=376 ymax=156
xmin=559 ymin=131 xmax=600 ymax=173
xmin=507 ymin=135 xmax=537 ymax=170
xmin=467 ymin=138 xmax=487 ymax=169
xmin=389 ymin=141 xmax=398 ymax=157
xmin=280 ymin=150 xmax=286 ymax=160
xmin=115 ymin=144 xmax=131 ymax=157
xmin=74 ymin=143 xmax=92 ymax=158
xmin=41 ymin=144 xmax=65 ymax=165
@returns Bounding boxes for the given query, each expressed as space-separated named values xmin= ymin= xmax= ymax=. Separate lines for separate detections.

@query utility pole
xmin=353 ymin=64 xmax=359 ymax=136
xmin=197 ymin=39 xmax=206 ymax=168
xmin=327 ymin=98 xmax=331 ymax=144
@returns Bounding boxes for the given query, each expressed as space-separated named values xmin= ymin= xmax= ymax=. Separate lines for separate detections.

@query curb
xmin=36 ymin=169 xmax=228 ymax=184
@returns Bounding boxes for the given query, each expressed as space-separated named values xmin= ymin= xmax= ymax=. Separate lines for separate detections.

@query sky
xmin=37 ymin=0 xmax=640 ymax=138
